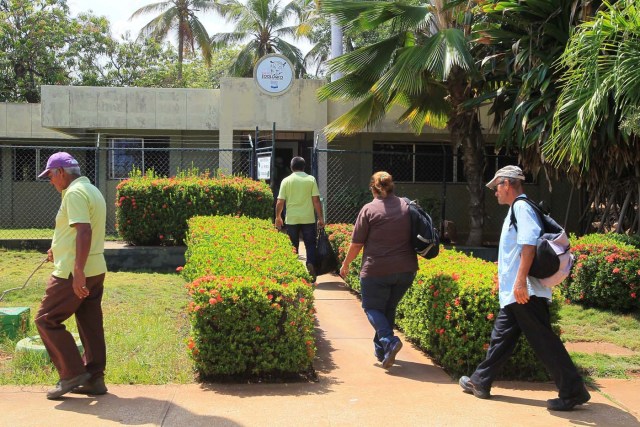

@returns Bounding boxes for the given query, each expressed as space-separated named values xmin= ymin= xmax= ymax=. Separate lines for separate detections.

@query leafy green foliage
xmin=561 ymin=235 xmax=640 ymax=312
xmin=115 ymin=170 xmax=273 ymax=245
xmin=326 ymin=224 xmax=559 ymax=380
xmin=183 ymin=216 xmax=315 ymax=378
xmin=210 ymin=0 xmax=306 ymax=77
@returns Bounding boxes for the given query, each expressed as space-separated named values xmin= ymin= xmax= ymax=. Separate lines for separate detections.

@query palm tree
xmin=319 ymin=0 xmax=487 ymax=245
xmin=210 ymin=0 xmax=306 ymax=77
xmin=546 ymin=0 xmax=640 ymax=234
xmin=471 ymin=0 xmax=594 ymax=176
xmin=130 ymin=0 xmax=220 ymax=81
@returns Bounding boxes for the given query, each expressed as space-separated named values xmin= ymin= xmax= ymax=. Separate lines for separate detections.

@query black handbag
xmin=314 ymin=228 xmax=339 ymax=276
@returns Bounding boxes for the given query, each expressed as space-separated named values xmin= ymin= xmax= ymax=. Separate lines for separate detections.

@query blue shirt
xmin=498 ymin=194 xmax=552 ymax=308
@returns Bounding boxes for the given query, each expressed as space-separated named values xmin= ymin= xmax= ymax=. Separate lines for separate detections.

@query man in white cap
xmin=35 ymin=152 xmax=108 ymax=399
xmin=458 ymin=165 xmax=589 ymax=411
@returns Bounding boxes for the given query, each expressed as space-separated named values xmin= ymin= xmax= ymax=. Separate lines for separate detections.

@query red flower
xmin=487 ymin=313 xmax=494 ymax=320
xmin=255 ymin=326 xmax=261 ymax=332
xmin=451 ymin=273 xmax=460 ymax=281
xmin=209 ymin=298 xmax=217 ymax=305
xmin=613 ymin=267 xmax=620 ymax=274
xmin=483 ymin=343 xmax=489 ymax=350
xmin=176 ymin=266 xmax=184 ymax=272
xmin=631 ymin=293 xmax=637 ymax=299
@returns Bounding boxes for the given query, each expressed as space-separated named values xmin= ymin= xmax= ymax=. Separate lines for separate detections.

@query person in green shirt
xmin=34 ymin=152 xmax=109 ymax=400
xmin=275 ymin=157 xmax=324 ymax=279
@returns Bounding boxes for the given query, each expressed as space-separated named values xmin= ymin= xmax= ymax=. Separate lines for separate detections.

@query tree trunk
xmin=447 ymin=69 xmax=486 ymax=246
xmin=178 ymin=26 xmax=184 ymax=82
xmin=616 ymin=190 xmax=632 ymax=233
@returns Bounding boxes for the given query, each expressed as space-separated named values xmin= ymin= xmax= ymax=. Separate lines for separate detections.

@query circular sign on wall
xmin=254 ymin=54 xmax=295 ymax=95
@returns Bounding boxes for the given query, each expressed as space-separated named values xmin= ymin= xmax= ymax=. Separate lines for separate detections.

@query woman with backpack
xmin=339 ymin=171 xmax=418 ymax=369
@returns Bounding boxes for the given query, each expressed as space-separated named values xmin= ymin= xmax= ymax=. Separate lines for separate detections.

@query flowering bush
xmin=561 ymin=234 xmax=640 ymax=311
xmin=326 ymin=224 xmax=558 ymax=380
xmin=183 ymin=215 xmax=315 ymax=378
xmin=115 ymin=169 xmax=273 ymax=245
xmin=186 ymin=275 xmax=315 ymax=377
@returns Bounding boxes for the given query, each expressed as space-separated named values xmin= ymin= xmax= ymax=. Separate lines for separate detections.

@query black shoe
xmin=375 ymin=351 xmax=384 ymax=363
xmin=547 ymin=387 xmax=591 ymax=411
xmin=46 ymin=372 xmax=92 ymax=400
xmin=382 ymin=339 xmax=403 ymax=369
xmin=71 ymin=376 xmax=108 ymax=395
xmin=459 ymin=376 xmax=491 ymax=399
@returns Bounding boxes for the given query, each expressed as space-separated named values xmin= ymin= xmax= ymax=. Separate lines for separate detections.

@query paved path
xmin=1 ymin=274 xmax=639 ymax=426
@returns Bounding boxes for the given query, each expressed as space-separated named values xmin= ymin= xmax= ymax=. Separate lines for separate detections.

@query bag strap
xmin=509 ymin=196 xmax=545 ymax=233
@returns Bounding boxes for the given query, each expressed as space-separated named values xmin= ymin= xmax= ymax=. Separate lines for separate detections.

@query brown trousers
xmin=35 ymin=273 xmax=106 ymax=381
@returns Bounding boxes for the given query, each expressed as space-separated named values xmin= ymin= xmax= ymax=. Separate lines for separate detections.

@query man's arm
xmin=514 ymin=244 xmax=535 ymax=304
xmin=73 ymin=223 xmax=92 ymax=299
xmin=275 ymin=199 xmax=285 ymax=230
xmin=312 ymin=195 xmax=324 ymax=228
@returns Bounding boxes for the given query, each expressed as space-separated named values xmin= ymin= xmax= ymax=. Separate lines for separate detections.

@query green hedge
xmin=115 ymin=170 xmax=273 ymax=245
xmin=183 ymin=216 xmax=315 ymax=378
xmin=561 ymin=234 xmax=640 ymax=311
xmin=326 ymin=224 xmax=558 ymax=380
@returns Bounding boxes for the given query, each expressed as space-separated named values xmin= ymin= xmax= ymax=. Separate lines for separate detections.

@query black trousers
xmin=470 ymin=296 xmax=584 ymax=399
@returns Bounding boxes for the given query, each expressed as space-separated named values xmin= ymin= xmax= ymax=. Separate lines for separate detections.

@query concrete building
xmin=0 ymin=76 xmax=579 ymax=243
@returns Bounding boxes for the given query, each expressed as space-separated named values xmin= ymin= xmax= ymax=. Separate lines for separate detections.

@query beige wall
xmin=0 ymin=103 xmax=74 ymax=139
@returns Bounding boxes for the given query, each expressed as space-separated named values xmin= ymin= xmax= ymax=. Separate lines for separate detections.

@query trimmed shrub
xmin=186 ymin=275 xmax=315 ymax=377
xmin=183 ymin=216 xmax=315 ymax=378
xmin=115 ymin=170 xmax=273 ymax=245
xmin=326 ymin=224 xmax=558 ymax=380
xmin=561 ymin=234 xmax=640 ymax=311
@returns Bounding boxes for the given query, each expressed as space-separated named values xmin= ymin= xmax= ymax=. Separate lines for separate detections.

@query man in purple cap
xmin=35 ymin=152 xmax=109 ymax=399
xmin=459 ymin=165 xmax=589 ymax=411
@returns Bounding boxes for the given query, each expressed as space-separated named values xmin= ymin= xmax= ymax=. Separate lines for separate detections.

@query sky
xmin=66 ymin=0 xmax=310 ymax=52
xmin=67 ymin=0 xmax=232 ymax=39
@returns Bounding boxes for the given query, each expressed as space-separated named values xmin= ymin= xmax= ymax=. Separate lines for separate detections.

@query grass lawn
xmin=558 ymin=303 xmax=640 ymax=379
xmin=0 ymin=249 xmax=193 ymax=385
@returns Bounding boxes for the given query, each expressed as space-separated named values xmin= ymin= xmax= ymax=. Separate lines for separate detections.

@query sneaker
xmin=375 ymin=351 xmax=385 ymax=363
xmin=71 ymin=376 xmax=108 ymax=395
xmin=459 ymin=376 xmax=491 ymax=399
xmin=46 ymin=372 xmax=92 ymax=400
xmin=547 ymin=387 xmax=591 ymax=411
xmin=382 ymin=339 xmax=403 ymax=369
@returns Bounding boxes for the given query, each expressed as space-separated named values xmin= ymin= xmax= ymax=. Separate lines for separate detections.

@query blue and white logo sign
xmin=254 ymin=54 xmax=294 ymax=95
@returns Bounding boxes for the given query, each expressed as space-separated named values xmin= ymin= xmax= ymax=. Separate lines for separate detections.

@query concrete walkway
xmin=1 ymin=274 xmax=639 ymax=426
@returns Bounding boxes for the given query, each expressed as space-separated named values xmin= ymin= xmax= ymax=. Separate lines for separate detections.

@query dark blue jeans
xmin=360 ymin=271 xmax=416 ymax=357
xmin=286 ymin=223 xmax=317 ymax=265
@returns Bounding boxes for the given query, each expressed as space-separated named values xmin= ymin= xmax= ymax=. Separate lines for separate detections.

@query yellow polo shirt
xmin=51 ymin=176 xmax=107 ymax=279
xmin=277 ymin=172 xmax=320 ymax=224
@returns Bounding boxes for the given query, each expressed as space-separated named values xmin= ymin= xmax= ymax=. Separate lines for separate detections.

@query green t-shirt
xmin=51 ymin=176 xmax=107 ymax=279
xmin=277 ymin=172 xmax=320 ymax=225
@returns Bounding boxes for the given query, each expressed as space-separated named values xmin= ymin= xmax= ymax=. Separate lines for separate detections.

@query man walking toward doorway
xmin=275 ymin=156 xmax=324 ymax=279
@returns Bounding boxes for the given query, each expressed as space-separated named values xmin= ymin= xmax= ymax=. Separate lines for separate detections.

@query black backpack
xmin=403 ymin=197 xmax=440 ymax=259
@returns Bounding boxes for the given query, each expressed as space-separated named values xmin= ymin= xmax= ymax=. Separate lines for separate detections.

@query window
xmin=109 ymin=138 xmax=169 ymax=179
xmin=12 ymin=148 xmax=95 ymax=182
xmin=373 ymin=142 xmax=453 ymax=183
xmin=374 ymin=142 xmax=530 ymax=184
xmin=13 ymin=147 xmax=57 ymax=181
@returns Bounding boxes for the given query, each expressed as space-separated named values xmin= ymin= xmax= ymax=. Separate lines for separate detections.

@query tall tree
xmin=210 ymin=0 xmax=306 ymax=77
xmin=319 ymin=0 xmax=487 ymax=245
xmin=0 ymin=0 xmax=112 ymax=102
xmin=130 ymin=0 xmax=220 ymax=81
xmin=546 ymin=0 xmax=640 ymax=233
xmin=471 ymin=0 xmax=592 ymax=175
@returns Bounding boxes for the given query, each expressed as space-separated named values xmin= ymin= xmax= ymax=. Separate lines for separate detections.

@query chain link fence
xmin=0 ymin=138 xmax=252 ymax=239
xmin=314 ymin=146 xmax=522 ymax=243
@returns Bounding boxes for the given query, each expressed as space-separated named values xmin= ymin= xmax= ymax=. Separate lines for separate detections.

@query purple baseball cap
xmin=38 ymin=152 xmax=80 ymax=178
